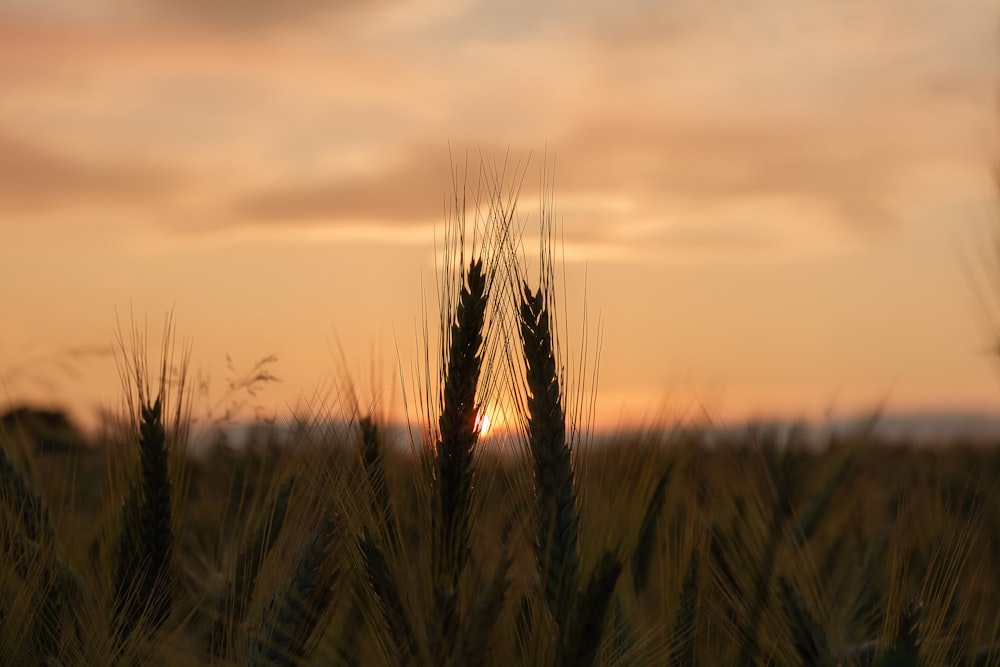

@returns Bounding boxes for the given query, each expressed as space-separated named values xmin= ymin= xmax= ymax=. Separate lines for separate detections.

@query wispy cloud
xmin=140 ymin=0 xmax=379 ymax=32
xmin=230 ymin=148 xmax=458 ymax=226
xmin=132 ymin=220 xmax=437 ymax=254
xmin=0 ymin=0 xmax=993 ymax=262
xmin=0 ymin=131 xmax=179 ymax=216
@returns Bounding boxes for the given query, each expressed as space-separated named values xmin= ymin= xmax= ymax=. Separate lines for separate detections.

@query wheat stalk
xmin=670 ymin=549 xmax=700 ymax=667
xmin=433 ymin=258 xmax=487 ymax=578
xmin=777 ymin=574 xmax=837 ymax=667
xmin=250 ymin=516 xmax=339 ymax=666
xmin=0 ymin=444 xmax=82 ymax=662
xmin=112 ymin=396 xmax=174 ymax=643
xmin=108 ymin=314 xmax=191 ymax=654
xmin=359 ymin=526 xmax=418 ymax=664
xmin=0 ymin=445 xmax=52 ymax=545
xmin=450 ymin=552 xmax=511 ymax=667
xmin=632 ymin=464 xmax=675 ymax=594
xmin=209 ymin=475 xmax=295 ymax=658
xmin=520 ymin=282 xmax=580 ymax=629
xmin=559 ymin=551 xmax=622 ymax=667
xmin=358 ymin=415 xmax=398 ymax=552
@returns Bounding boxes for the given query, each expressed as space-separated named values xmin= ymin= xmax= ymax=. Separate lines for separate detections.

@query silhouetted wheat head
xmin=251 ymin=515 xmax=339 ymax=666
xmin=519 ymin=281 xmax=581 ymax=628
xmin=109 ymin=314 xmax=191 ymax=650
xmin=112 ymin=396 xmax=174 ymax=642
xmin=433 ymin=257 xmax=487 ymax=595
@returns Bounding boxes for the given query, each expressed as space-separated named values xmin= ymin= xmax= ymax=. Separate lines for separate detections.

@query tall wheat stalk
xmin=0 ymin=439 xmax=81 ymax=662
xmin=519 ymin=282 xmax=581 ymax=628
xmin=209 ymin=475 xmax=295 ymax=658
xmin=110 ymin=314 xmax=190 ymax=649
xmin=432 ymin=256 xmax=487 ymax=622
xmin=250 ymin=515 xmax=339 ymax=666
xmin=510 ymin=168 xmax=623 ymax=667
xmin=0 ymin=444 xmax=52 ymax=546
xmin=422 ymin=155 xmax=522 ymax=663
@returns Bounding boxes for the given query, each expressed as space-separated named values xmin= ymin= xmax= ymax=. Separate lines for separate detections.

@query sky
xmin=1 ymin=0 xmax=999 ymax=435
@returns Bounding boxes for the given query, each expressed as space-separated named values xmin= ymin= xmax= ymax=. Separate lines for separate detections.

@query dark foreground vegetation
xmin=1 ymin=402 xmax=998 ymax=666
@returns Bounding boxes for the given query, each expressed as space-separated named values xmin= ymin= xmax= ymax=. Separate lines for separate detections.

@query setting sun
xmin=476 ymin=410 xmax=492 ymax=437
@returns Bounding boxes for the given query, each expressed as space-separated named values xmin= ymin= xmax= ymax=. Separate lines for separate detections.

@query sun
xmin=475 ymin=410 xmax=492 ymax=437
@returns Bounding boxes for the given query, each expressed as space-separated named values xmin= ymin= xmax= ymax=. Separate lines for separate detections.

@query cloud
xmin=554 ymin=119 xmax=905 ymax=231
xmin=231 ymin=164 xmax=441 ymax=226
xmin=133 ymin=220 xmax=437 ymax=254
xmin=0 ymin=0 xmax=989 ymax=266
xmin=0 ymin=131 xmax=179 ymax=216
xmin=139 ymin=0 xmax=393 ymax=33
xmin=211 ymin=54 xmax=982 ymax=258
xmin=227 ymin=145 xmax=544 ymax=227
xmin=213 ymin=137 xmax=870 ymax=264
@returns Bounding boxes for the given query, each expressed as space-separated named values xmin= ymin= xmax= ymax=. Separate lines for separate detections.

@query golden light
xmin=476 ymin=410 xmax=492 ymax=437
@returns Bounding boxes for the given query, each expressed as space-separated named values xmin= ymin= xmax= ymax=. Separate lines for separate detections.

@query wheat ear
xmin=882 ymin=597 xmax=922 ymax=665
xmin=559 ymin=551 xmax=622 ymax=667
xmin=670 ymin=549 xmax=700 ymax=667
xmin=432 ymin=257 xmax=488 ymax=649
xmin=777 ymin=574 xmax=837 ymax=667
xmin=520 ymin=282 xmax=580 ymax=628
xmin=631 ymin=464 xmax=674 ymax=594
xmin=450 ymin=552 xmax=511 ymax=667
xmin=358 ymin=416 xmax=398 ymax=550
xmin=210 ymin=476 xmax=295 ymax=658
xmin=0 ymin=444 xmax=81 ymax=661
xmin=112 ymin=396 xmax=174 ymax=642
xmin=360 ymin=526 xmax=418 ymax=664
xmin=0 ymin=445 xmax=52 ymax=544
xmin=733 ymin=446 xmax=798 ymax=667
xmin=251 ymin=516 xmax=339 ymax=666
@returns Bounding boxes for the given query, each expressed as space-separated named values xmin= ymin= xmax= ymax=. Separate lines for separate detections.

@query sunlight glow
xmin=476 ymin=410 xmax=492 ymax=437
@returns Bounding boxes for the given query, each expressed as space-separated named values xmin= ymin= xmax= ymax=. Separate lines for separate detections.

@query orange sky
xmin=1 ymin=1 xmax=999 ymax=434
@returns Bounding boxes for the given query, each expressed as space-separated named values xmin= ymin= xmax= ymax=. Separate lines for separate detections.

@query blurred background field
xmin=2 ymin=398 xmax=998 ymax=665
